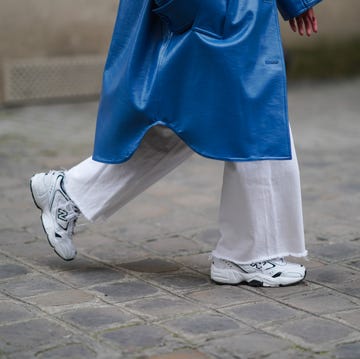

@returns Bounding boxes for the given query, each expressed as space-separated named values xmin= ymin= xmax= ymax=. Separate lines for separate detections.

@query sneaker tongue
xmin=56 ymin=202 xmax=79 ymax=231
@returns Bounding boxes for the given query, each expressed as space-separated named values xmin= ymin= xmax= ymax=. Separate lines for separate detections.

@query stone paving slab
xmin=142 ymin=271 xmax=211 ymax=293
xmin=201 ymin=331 xmax=293 ymax=359
xmin=326 ymin=309 xmax=360 ymax=331
xmin=1 ymin=78 xmax=360 ymax=357
xmin=222 ymin=300 xmax=306 ymax=328
xmin=271 ymin=316 xmax=360 ymax=351
xmin=90 ymin=279 xmax=162 ymax=303
xmin=186 ymin=285 xmax=260 ymax=309
xmin=0 ymin=318 xmax=73 ymax=354
xmin=0 ymin=301 xmax=38 ymax=323
xmin=280 ymin=288 xmax=359 ymax=315
xmin=101 ymin=324 xmax=187 ymax=358
xmin=148 ymin=350 xmax=210 ymax=359
xmin=55 ymin=264 xmax=127 ymax=287
xmin=59 ymin=305 xmax=140 ymax=332
xmin=123 ymin=294 xmax=204 ymax=321
xmin=27 ymin=343 xmax=98 ymax=359
xmin=161 ymin=311 xmax=250 ymax=341
xmin=1 ymin=274 xmax=69 ymax=298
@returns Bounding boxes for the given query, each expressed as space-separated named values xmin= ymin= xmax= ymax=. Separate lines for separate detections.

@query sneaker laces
xmin=250 ymin=258 xmax=285 ymax=270
xmin=63 ymin=202 xmax=80 ymax=235
xmin=250 ymin=261 xmax=267 ymax=270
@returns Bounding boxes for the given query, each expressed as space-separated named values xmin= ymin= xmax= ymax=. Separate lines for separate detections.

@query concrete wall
xmin=0 ymin=0 xmax=118 ymax=58
xmin=0 ymin=0 xmax=118 ymax=103
xmin=0 ymin=0 xmax=359 ymax=104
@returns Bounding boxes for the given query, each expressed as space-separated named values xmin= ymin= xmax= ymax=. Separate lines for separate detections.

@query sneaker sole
xmin=211 ymin=266 xmax=306 ymax=287
xmin=30 ymin=176 xmax=75 ymax=262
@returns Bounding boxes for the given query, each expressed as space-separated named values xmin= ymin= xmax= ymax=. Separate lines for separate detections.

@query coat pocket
xmin=192 ymin=0 xmax=228 ymax=39
xmin=153 ymin=0 xmax=228 ymax=38
xmin=153 ymin=0 xmax=198 ymax=34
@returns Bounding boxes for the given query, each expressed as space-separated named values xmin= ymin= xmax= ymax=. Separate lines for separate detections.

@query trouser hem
xmin=63 ymin=174 xmax=96 ymax=223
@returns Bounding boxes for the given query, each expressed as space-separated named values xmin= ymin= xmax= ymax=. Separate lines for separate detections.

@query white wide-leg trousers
xmin=65 ymin=126 xmax=307 ymax=264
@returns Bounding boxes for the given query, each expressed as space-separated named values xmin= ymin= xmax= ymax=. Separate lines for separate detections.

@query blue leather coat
xmin=93 ymin=0 xmax=322 ymax=163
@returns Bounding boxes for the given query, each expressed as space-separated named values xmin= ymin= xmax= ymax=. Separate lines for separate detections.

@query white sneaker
xmin=30 ymin=170 xmax=79 ymax=261
xmin=211 ymin=257 xmax=306 ymax=287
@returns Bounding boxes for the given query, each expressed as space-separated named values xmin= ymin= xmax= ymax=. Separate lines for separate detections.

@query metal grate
xmin=3 ymin=55 xmax=106 ymax=104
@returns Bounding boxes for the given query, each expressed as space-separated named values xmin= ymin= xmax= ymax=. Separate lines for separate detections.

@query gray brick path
xmin=0 ymin=78 xmax=360 ymax=358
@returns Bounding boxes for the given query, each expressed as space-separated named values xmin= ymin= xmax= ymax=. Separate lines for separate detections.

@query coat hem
xmin=92 ymin=124 xmax=292 ymax=164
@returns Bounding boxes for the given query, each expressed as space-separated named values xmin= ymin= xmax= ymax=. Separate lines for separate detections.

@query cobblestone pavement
xmin=0 ymin=78 xmax=360 ymax=358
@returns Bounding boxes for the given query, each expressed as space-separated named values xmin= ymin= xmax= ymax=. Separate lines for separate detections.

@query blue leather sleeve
xmin=277 ymin=0 xmax=323 ymax=20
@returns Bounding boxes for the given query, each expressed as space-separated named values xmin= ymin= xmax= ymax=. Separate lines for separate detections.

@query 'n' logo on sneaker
xmin=57 ymin=208 xmax=68 ymax=221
